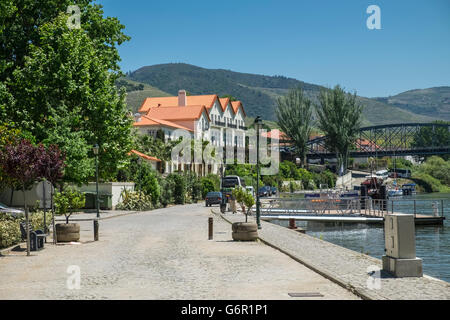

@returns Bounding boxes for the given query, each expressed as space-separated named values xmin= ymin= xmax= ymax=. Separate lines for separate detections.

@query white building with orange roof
xmin=133 ymin=89 xmax=247 ymax=175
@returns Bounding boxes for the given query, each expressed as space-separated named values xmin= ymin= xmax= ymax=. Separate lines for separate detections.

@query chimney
xmin=178 ymin=90 xmax=187 ymax=107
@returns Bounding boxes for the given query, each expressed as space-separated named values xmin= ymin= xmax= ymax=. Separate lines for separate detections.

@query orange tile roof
xmin=145 ymin=105 xmax=210 ymax=121
xmin=219 ymin=97 xmax=230 ymax=112
xmin=133 ymin=115 xmax=194 ymax=131
xmin=231 ymin=101 xmax=245 ymax=116
xmin=138 ymin=95 xmax=218 ymax=113
xmin=261 ymin=129 xmax=289 ymax=141
xmin=128 ymin=150 xmax=161 ymax=162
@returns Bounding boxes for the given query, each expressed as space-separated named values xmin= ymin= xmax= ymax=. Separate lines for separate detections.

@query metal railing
xmin=255 ymin=197 xmax=446 ymax=219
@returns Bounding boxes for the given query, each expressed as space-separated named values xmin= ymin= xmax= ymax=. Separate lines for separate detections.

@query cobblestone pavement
xmin=220 ymin=212 xmax=450 ymax=300
xmin=0 ymin=204 xmax=358 ymax=300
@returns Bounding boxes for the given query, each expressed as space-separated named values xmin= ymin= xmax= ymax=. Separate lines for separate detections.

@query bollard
xmin=93 ymin=219 xmax=99 ymax=241
xmin=289 ymin=218 xmax=296 ymax=229
xmin=208 ymin=217 xmax=213 ymax=240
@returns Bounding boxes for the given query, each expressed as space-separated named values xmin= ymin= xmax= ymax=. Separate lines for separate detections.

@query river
xmin=270 ymin=193 xmax=450 ymax=282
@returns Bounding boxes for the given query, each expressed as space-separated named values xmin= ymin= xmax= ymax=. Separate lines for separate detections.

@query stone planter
xmin=232 ymin=222 xmax=258 ymax=241
xmin=55 ymin=223 xmax=80 ymax=242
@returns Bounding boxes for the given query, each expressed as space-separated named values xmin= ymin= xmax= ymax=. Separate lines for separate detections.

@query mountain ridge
xmin=124 ymin=63 xmax=444 ymax=126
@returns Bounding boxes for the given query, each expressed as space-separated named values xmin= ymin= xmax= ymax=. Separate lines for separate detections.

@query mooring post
xmin=208 ymin=217 xmax=213 ymax=240
xmin=289 ymin=218 xmax=296 ymax=229
xmin=93 ymin=219 xmax=99 ymax=241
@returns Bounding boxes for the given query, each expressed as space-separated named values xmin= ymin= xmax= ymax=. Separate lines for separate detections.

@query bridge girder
xmin=304 ymin=123 xmax=450 ymax=158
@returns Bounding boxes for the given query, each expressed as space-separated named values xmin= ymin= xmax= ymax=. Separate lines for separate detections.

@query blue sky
xmin=98 ymin=0 xmax=450 ymax=97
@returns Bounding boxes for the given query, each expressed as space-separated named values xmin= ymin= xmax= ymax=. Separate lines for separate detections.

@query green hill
xmin=116 ymin=78 xmax=171 ymax=113
xmin=126 ymin=63 xmax=441 ymax=125
xmin=374 ymin=86 xmax=450 ymax=121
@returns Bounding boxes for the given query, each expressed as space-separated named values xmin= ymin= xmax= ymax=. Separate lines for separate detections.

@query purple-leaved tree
xmin=0 ymin=139 xmax=42 ymax=255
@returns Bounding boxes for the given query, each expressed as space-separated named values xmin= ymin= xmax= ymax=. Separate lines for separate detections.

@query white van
xmin=245 ymin=186 xmax=255 ymax=197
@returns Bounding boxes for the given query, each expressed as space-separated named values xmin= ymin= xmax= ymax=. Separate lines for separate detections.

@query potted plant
xmin=231 ymin=187 xmax=258 ymax=241
xmin=54 ymin=188 xmax=85 ymax=242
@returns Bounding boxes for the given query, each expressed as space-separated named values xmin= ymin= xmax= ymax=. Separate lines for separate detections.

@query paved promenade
xmin=0 ymin=204 xmax=357 ymax=300
xmin=220 ymin=212 xmax=450 ymax=300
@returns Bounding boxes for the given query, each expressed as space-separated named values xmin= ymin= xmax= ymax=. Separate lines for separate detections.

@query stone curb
xmin=54 ymin=210 xmax=140 ymax=222
xmin=0 ymin=243 xmax=23 ymax=256
xmin=212 ymin=208 xmax=376 ymax=300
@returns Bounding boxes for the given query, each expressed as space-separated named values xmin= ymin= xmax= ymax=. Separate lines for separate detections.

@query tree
xmin=315 ymin=85 xmax=362 ymax=175
xmin=0 ymin=139 xmax=43 ymax=255
xmin=1 ymin=1 xmax=129 ymax=83
xmin=232 ymin=187 xmax=255 ymax=222
xmin=54 ymin=188 xmax=86 ymax=224
xmin=412 ymin=121 xmax=450 ymax=160
xmin=276 ymin=87 xmax=313 ymax=167
xmin=2 ymin=3 xmax=132 ymax=182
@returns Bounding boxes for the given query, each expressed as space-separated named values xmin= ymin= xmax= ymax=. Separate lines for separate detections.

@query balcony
xmin=212 ymin=120 xmax=225 ymax=127
xmin=227 ymin=123 xmax=237 ymax=129
xmin=238 ymin=125 xmax=248 ymax=130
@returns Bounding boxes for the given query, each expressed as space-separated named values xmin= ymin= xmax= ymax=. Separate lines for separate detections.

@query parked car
xmin=0 ymin=202 xmax=24 ymax=218
xmin=205 ymin=192 xmax=223 ymax=207
xmin=258 ymin=187 xmax=268 ymax=197
xmin=271 ymin=187 xmax=277 ymax=195
xmin=258 ymin=186 xmax=272 ymax=197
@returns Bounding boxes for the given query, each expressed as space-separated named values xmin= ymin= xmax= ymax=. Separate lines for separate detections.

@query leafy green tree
xmin=54 ymin=188 xmax=86 ymax=224
xmin=279 ymin=160 xmax=300 ymax=179
xmin=7 ymin=15 xmax=132 ymax=181
xmin=412 ymin=121 xmax=450 ymax=160
xmin=315 ymin=85 xmax=362 ymax=175
xmin=276 ymin=87 xmax=313 ymax=167
xmin=1 ymin=0 xmax=129 ymax=83
xmin=2 ymin=2 xmax=132 ymax=182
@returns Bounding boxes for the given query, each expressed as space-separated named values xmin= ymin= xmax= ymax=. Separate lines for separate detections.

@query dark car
xmin=0 ymin=202 xmax=24 ymax=218
xmin=205 ymin=192 xmax=223 ymax=207
xmin=271 ymin=187 xmax=277 ymax=195
xmin=258 ymin=186 xmax=270 ymax=197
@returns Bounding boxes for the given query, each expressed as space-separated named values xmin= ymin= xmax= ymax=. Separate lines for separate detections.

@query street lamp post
xmin=254 ymin=116 xmax=262 ymax=229
xmin=93 ymin=144 xmax=100 ymax=219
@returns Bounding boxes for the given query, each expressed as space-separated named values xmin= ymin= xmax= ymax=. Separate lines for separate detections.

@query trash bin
xmin=84 ymin=193 xmax=96 ymax=209
xmin=99 ymin=194 xmax=112 ymax=210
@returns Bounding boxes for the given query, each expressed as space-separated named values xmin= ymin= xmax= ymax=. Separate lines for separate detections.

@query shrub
xmin=313 ymin=170 xmax=336 ymax=189
xmin=412 ymin=172 xmax=450 ymax=193
xmin=116 ymin=190 xmax=152 ymax=211
xmin=0 ymin=219 xmax=21 ymax=249
xmin=417 ymin=156 xmax=450 ymax=186
xmin=167 ymin=174 xmax=186 ymax=205
xmin=140 ymin=167 xmax=161 ymax=207
xmin=200 ymin=177 xmax=217 ymax=198
xmin=297 ymin=168 xmax=313 ymax=189
xmin=184 ymin=172 xmax=202 ymax=203
xmin=159 ymin=177 xmax=174 ymax=207
xmin=29 ymin=210 xmax=53 ymax=231
xmin=205 ymin=173 xmax=220 ymax=191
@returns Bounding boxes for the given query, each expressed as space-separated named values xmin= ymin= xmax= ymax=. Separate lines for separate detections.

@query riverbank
xmin=219 ymin=211 xmax=450 ymax=299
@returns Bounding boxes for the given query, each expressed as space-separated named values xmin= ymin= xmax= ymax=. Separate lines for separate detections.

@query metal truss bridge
xmin=303 ymin=123 xmax=450 ymax=159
